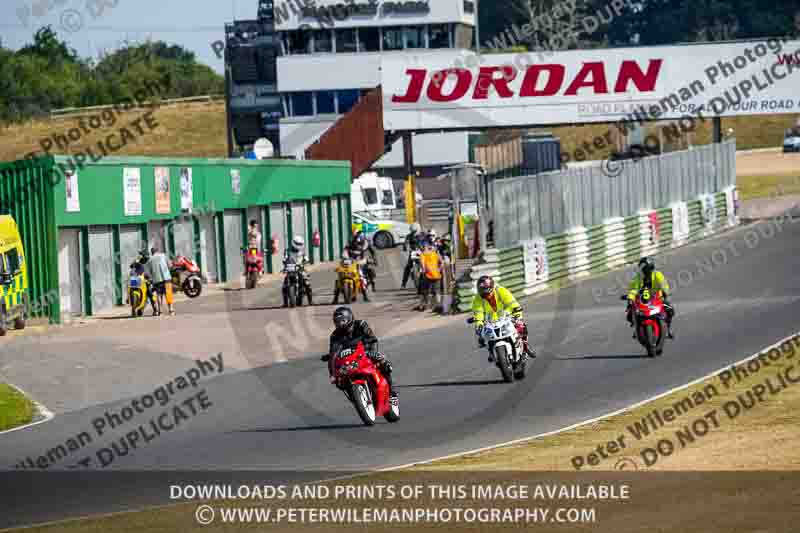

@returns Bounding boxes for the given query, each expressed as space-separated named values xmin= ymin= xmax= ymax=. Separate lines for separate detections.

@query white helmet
xmin=427 ymin=229 xmax=437 ymax=239
xmin=292 ymin=235 xmax=305 ymax=248
xmin=410 ymin=223 xmax=421 ymax=233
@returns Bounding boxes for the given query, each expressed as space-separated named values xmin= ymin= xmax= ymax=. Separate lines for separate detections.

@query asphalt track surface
xmin=1 ymin=214 xmax=799 ymax=528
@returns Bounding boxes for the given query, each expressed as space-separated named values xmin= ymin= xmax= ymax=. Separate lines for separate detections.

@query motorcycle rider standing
xmin=626 ymin=257 xmax=675 ymax=339
xmin=282 ymin=235 xmax=312 ymax=307
xmin=471 ymin=275 xmax=535 ymax=362
xmin=401 ymin=223 xmax=423 ymax=289
xmin=322 ymin=307 xmax=397 ymax=402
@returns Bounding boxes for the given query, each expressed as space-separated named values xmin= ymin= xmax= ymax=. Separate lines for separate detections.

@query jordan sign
xmin=381 ymin=39 xmax=800 ymax=131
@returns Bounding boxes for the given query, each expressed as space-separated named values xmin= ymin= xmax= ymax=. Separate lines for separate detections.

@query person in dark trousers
xmin=401 ymin=223 xmax=423 ymax=289
xmin=321 ymin=307 xmax=397 ymax=401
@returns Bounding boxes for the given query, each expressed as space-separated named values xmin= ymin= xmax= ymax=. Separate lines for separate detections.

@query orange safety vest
xmin=421 ymin=251 xmax=442 ymax=281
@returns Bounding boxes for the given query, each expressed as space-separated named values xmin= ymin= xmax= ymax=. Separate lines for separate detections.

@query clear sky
xmin=0 ymin=0 xmax=255 ymax=73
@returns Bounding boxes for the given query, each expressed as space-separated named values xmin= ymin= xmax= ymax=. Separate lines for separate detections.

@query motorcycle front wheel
xmin=495 ymin=346 xmax=514 ymax=383
xmin=287 ymin=284 xmax=297 ymax=308
xmin=644 ymin=324 xmax=657 ymax=358
xmin=183 ymin=276 xmax=202 ymax=298
xmin=351 ymin=382 xmax=376 ymax=426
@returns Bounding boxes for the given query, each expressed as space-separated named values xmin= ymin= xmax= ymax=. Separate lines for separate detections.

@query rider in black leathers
xmin=401 ymin=223 xmax=424 ymax=289
xmin=321 ymin=307 xmax=397 ymax=400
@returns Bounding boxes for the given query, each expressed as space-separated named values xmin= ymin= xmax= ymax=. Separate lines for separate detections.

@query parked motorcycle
xmin=623 ymin=289 xmax=667 ymax=357
xmin=242 ymin=247 xmax=262 ymax=290
xmin=128 ymin=266 xmax=149 ymax=317
xmin=468 ymin=313 xmax=528 ymax=383
xmin=329 ymin=341 xmax=399 ymax=426
xmin=170 ymin=255 xmax=203 ymax=298
xmin=282 ymin=256 xmax=312 ymax=307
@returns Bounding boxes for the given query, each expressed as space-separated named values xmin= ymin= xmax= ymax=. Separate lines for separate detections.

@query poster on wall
xmin=648 ymin=212 xmax=661 ymax=245
xmin=231 ymin=169 xmax=241 ymax=195
xmin=671 ymin=202 xmax=690 ymax=244
xmin=522 ymin=237 xmax=549 ymax=286
xmin=155 ymin=167 xmax=171 ymax=214
xmin=180 ymin=167 xmax=193 ymax=210
xmin=65 ymin=169 xmax=80 ymax=212
xmin=123 ymin=168 xmax=142 ymax=216
xmin=701 ymin=194 xmax=717 ymax=228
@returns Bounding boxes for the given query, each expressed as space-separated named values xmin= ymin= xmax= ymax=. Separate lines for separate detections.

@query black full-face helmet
xmin=639 ymin=257 xmax=655 ymax=276
xmin=333 ymin=306 xmax=354 ymax=331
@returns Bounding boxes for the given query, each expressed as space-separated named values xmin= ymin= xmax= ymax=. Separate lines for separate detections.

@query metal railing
xmin=50 ymin=94 xmax=225 ymax=119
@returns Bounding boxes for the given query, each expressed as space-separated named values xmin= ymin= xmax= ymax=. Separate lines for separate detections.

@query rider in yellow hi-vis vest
xmin=470 ymin=275 xmax=535 ymax=361
xmin=627 ymin=257 xmax=675 ymax=338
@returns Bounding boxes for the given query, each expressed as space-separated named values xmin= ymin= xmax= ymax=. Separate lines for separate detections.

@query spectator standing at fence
xmin=147 ymin=245 xmax=175 ymax=316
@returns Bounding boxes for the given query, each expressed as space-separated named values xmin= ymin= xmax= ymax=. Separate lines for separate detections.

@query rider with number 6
xmin=471 ymin=275 xmax=535 ymax=361
xmin=626 ymin=257 xmax=675 ymax=339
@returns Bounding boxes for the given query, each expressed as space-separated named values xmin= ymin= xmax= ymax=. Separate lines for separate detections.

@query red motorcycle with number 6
xmin=624 ymin=288 xmax=667 ymax=358
xmin=330 ymin=341 xmax=399 ymax=426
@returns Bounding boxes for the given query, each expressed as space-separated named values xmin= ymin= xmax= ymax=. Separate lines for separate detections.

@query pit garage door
xmin=223 ymin=210 xmax=243 ymax=282
xmin=198 ymin=215 xmax=217 ymax=283
xmin=58 ymin=228 xmax=82 ymax=318
xmin=88 ymin=226 xmax=115 ymax=313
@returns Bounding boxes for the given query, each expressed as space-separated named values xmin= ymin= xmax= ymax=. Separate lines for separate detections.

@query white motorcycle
xmin=468 ymin=313 xmax=528 ymax=383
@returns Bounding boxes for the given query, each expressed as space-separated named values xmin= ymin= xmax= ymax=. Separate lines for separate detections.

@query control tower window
xmin=429 ymin=24 xmax=451 ymax=49
xmin=313 ymin=29 xmax=333 ymax=53
xmin=288 ymin=29 xmax=312 ymax=54
xmin=335 ymin=28 xmax=357 ymax=53
xmin=383 ymin=26 xmax=404 ymax=51
xmin=405 ymin=26 xmax=426 ymax=49
xmin=359 ymin=27 xmax=380 ymax=52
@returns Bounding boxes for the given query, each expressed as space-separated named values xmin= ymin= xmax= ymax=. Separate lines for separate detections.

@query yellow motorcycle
xmin=334 ymin=260 xmax=361 ymax=304
xmin=128 ymin=263 xmax=150 ymax=317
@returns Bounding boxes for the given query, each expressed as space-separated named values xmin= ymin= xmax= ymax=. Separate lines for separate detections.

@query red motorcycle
xmin=169 ymin=255 xmax=203 ymax=298
xmin=625 ymin=288 xmax=667 ymax=357
xmin=330 ymin=341 xmax=399 ymax=426
xmin=242 ymin=247 xmax=263 ymax=290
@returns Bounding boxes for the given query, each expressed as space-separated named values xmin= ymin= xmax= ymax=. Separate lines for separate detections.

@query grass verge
xmin=0 ymin=384 xmax=35 ymax=432
xmin=737 ymin=173 xmax=800 ymax=201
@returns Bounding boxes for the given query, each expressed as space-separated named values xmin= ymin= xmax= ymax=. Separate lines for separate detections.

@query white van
xmin=351 ymin=172 xmax=397 ymax=218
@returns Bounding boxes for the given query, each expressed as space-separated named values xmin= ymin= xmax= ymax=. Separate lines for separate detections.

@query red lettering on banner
xmin=390 ymin=59 xmax=664 ymax=103
xmin=391 ymin=69 xmax=427 ymax=103
xmin=427 ymin=69 xmax=472 ymax=102
xmin=520 ymin=65 xmax=565 ymax=97
xmin=564 ymin=62 xmax=609 ymax=96
xmin=615 ymin=59 xmax=663 ymax=92
xmin=473 ymin=66 xmax=517 ymax=99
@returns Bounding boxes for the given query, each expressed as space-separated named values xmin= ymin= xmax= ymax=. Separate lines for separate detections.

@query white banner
xmin=180 ymin=167 xmax=193 ymax=210
xmin=382 ymin=40 xmax=800 ymax=131
xmin=700 ymin=194 xmax=718 ymax=232
xmin=671 ymin=202 xmax=690 ymax=244
xmin=725 ymin=186 xmax=738 ymax=226
xmin=123 ymin=168 xmax=142 ymax=216
xmin=522 ymin=237 xmax=548 ymax=286
xmin=65 ymin=170 xmax=80 ymax=212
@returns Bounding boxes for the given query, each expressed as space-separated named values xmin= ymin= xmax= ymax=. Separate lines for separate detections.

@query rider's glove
xmin=320 ymin=354 xmax=330 ymax=362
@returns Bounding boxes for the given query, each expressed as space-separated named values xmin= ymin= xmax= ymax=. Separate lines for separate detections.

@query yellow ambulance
xmin=0 ymin=216 xmax=28 ymax=335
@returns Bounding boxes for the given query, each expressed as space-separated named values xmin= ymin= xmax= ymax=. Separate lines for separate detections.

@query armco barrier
xmin=455 ymin=189 xmax=737 ymax=312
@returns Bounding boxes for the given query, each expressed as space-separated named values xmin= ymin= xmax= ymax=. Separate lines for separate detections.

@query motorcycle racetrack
xmin=1 ymin=213 xmax=799 ymax=528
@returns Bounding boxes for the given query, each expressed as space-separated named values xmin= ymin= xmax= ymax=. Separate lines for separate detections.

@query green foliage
xmin=1 ymin=26 xmax=224 ymax=125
